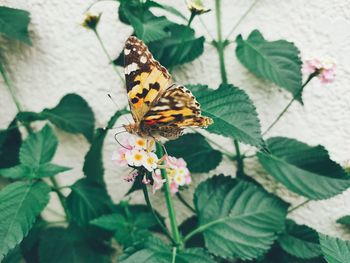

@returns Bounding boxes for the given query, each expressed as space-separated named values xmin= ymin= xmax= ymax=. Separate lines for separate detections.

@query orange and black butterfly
xmin=123 ymin=36 xmax=213 ymax=140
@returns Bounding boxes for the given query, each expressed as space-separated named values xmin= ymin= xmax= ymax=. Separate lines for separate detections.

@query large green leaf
xmin=194 ymin=175 xmax=288 ymax=260
xmin=0 ymin=181 xmax=50 ymax=261
xmin=257 ymin=137 xmax=350 ymax=200
xmin=39 ymin=227 xmax=111 ymax=263
xmin=66 ymin=179 xmax=113 ymax=226
xmin=0 ymin=119 xmax=22 ymax=168
xmin=0 ymin=6 xmax=31 ymax=44
xmin=319 ymin=234 xmax=350 ymax=263
xmin=336 ymin=215 xmax=350 ymax=226
xmin=0 ymin=125 xmax=70 ymax=179
xmin=236 ymin=30 xmax=302 ymax=101
xmin=189 ymin=84 xmax=264 ymax=148
xmin=83 ymin=109 xmax=128 ymax=184
xmin=119 ymin=235 xmax=215 ymax=263
xmin=17 ymin=94 xmax=95 ymax=142
xmin=278 ymin=220 xmax=322 ymax=259
xmin=165 ymin=133 xmax=222 ymax=173
xmin=91 ymin=204 xmax=162 ymax=248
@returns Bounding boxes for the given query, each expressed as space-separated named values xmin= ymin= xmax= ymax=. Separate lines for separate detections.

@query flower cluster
xmin=112 ymin=136 xmax=191 ymax=194
xmin=303 ymin=56 xmax=336 ymax=84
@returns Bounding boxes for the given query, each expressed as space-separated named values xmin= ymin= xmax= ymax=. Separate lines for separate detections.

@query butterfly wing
xmin=141 ymin=84 xmax=213 ymax=139
xmin=124 ymin=36 xmax=171 ymax=123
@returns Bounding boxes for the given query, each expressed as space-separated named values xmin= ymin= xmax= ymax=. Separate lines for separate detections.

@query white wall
xmin=1 ymin=0 xmax=350 ymax=238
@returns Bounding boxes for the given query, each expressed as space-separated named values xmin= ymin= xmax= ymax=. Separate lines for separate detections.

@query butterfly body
xmin=123 ymin=36 xmax=212 ymax=140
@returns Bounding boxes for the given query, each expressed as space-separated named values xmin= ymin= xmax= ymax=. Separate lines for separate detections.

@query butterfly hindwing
xmin=124 ymin=36 xmax=171 ymax=123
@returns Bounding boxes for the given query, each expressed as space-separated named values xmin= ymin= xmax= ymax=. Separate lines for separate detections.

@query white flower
xmin=143 ymin=152 xmax=159 ymax=172
xmin=125 ymin=149 xmax=147 ymax=167
xmin=128 ymin=136 xmax=148 ymax=150
xmin=173 ymin=172 xmax=186 ymax=186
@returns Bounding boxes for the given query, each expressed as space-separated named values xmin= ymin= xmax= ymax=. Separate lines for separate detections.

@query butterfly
xmin=123 ymin=36 xmax=213 ymax=140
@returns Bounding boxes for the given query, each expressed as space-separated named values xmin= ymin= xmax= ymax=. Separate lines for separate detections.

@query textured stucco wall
xmin=1 ymin=0 xmax=350 ymax=239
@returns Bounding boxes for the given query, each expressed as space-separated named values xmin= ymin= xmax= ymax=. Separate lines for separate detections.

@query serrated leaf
xmin=119 ymin=235 xmax=215 ymax=263
xmin=35 ymin=163 xmax=71 ymax=178
xmin=66 ymin=179 xmax=113 ymax=226
xmin=17 ymin=94 xmax=95 ymax=142
xmin=0 ymin=119 xmax=22 ymax=168
xmin=257 ymin=137 xmax=350 ymax=200
xmin=20 ymin=124 xmax=57 ymax=166
xmin=0 ymin=6 xmax=31 ymax=44
xmin=165 ymin=133 xmax=222 ymax=173
xmin=194 ymin=175 xmax=287 ymax=260
xmin=189 ymin=84 xmax=264 ymax=148
xmin=278 ymin=220 xmax=322 ymax=259
xmin=83 ymin=109 xmax=128 ymax=184
xmin=0 ymin=181 xmax=50 ymax=261
xmin=319 ymin=234 xmax=350 ymax=263
xmin=0 ymin=164 xmax=33 ymax=179
xmin=39 ymin=227 xmax=111 ymax=263
xmin=336 ymin=215 xmax=350 ymax=226
xmin=2 ymin=247 xmax=22 ymax=263
xmin=236 ymin=30 xmax=302 ymax=101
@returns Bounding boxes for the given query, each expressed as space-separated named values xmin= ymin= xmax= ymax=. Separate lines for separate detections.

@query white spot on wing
xmin=125 ymin=62 xmax=139 ymax=75
xmin=140 ymin=55 xmax=147 ymax=64
xmin=124 ymin=48 xmax=131 ymax=55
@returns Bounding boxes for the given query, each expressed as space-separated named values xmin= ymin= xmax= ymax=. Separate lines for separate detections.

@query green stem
xmin=234 ymin=140 xmax=244 ymax=178
xmin=176 ymin=192 xmax=195 ymax=213
xmin=262 ymin=72 xmax=317 ymax=136
xmin=50 ymin=178 xmax=70 ymax=221
xmin=142 ymin=183 xmax=174 ymax=242
xmin=93 ymin=29 xmax=124 ymax=83
xmin=188 ymin=12 xmax=196 ymax=27
xmin=288 ymin=199 xmax=310 ymax=214
xmin=1 ymin=67 xmax=22 ymax=112
xmin=214 ymin=0 xmax=227 ymax=84
xmin=156 ymin=143 xmax=182 ymax=247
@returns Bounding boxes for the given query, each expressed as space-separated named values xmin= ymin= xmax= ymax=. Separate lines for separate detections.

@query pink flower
xmin=165 ymin=155 xmax=192 ymax=194
xmin=303 ymin=57 xmax=336 ymax=84
xmin=112 ymin=147 xmax=129 ymax=166
xmin=152 ymin=169 xmax=165 ymax=193
xmin=169 ymin=181 xmax=179 ymax=194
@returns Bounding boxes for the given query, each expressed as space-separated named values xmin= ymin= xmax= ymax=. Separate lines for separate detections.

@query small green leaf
xmin=119 ymin=235 xmax=215 ymax=263
xmin=165 ymin=133 xmax=222 ymax=173
xmin=17 ymin=94 xmax=95 ymax=142
xmin=19 ymin=124 xmax=57 ymax=166
xmin=257 ymin=137 xmax=350 ymax=200
xmin=236 ymin=30 xmax=302 ymax=101
xmin=278 ymin=220 xmax=322 ymax=259
xmin=0 ymin=6 xmax=31 ymax=44
xmin=0 ymin=164 xmax=33 ymax=179
xmin=35 ymin=163 xmax=71 ymax=178
xmin=189 ymin=84 xmax=264 ymax=148
xmin=39 ymin=227 xmax=111 ymax=263
xmin=83 ymin=109 xmax=128 ymax=184
xmin=0 ymin=119 xmax=22 ymax=168
xmin=336 ymin=215 xmax=350 ymax=226
xmin=145 ymin=1 xmax=187 ymax=21
xmin=194 ymin=175 xmax=288 ymax=260
xmin=0 ymin=181 xmax=50 ymax=261
xmin=319 ymin=234 xmax=350 ymax=263
xmin=67 ymin=179 xmax=113 ymax=226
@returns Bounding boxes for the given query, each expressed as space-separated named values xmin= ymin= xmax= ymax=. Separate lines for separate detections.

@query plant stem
xmin=224 ymin=0 xmax=260 ymax=41
xmin=142 ymin=183 xmax=174 ymax=242
xmin=234 ymin=140 xmax=244 ymax=178
xmin=288 ymin=199 xmax=310 ymax=214
xmin=156 ymin=143 xmax=182 ymax=247
xmin=50 ymin=177 xmax=70 ymax=221
xmin=176 ymin=192 xmax=196 ymax=213
xmin=1 ymin=67 xmax=22 ymax=112
xmin=188 ymin=12 xmax=196 ymax=27
xmin=93 ymin=29 xmax=124 ymax=83
xmin=262 ymin=72 xmax=317 ymax=136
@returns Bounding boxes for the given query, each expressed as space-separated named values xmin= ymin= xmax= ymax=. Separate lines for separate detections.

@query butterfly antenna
xmin=107 ymin=94 xmax=131 ymax=124
xmin=114 ymin=130 xmax=132 ymax=150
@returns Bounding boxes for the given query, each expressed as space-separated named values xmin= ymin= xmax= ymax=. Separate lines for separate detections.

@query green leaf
xmin=91 ymin=204 xmax=162 ymax=247
xmin=236 ymin=30 xmax=302 ymax=101
xmin=0 ymin=6 xmax=31 ymax=44
xmin=145 ymin=1 xmax=187 ymax=21
xmin=83 ymin=109 xmax=128 ymax=184
xmin=0 ymin=164 xmax=33 ymax=179
xmin=189 ymin=84 xmax=264 ymax=148
xmin=2 ymin=247 xmax=22 ymax=263
xmin=194 ymin=175 xmax=288 ymax=260
xmin=39 ymin=227 xmax=111 ymax=263
xmin=319 ymin=234 xmax=350 ymax=263
xmin=336 ymin=215 xmax=350 ymax=226
xmin=17 ymin=94 xmax=95 ymax=142
xmin=278 ymin=220 xmax=322 ymax=259
xmin=0 ymin=119 xmax=22 ymax=168
xmin=66 ymin=179 xmax=113 ymax=226
xmin=20 ymin=124 xmax=57 ymax=166
xmin=257 ymin=137 xmax=350 ymax=200
xmin=165 ymin=133 xmax=222 ymax=173
xmin=119 ymin=235 xmax=215 ymax=263
xmin=179 ymin=216 xmax=204 ymax=248
xmin=0 ymin=181 xmax=50 ymax=261
xmin=35 ymin=163 xmax=71 ymax=178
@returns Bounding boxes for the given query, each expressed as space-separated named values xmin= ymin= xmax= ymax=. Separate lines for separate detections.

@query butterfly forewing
xmin=124 ymin=36 xmax=171 ymax=123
